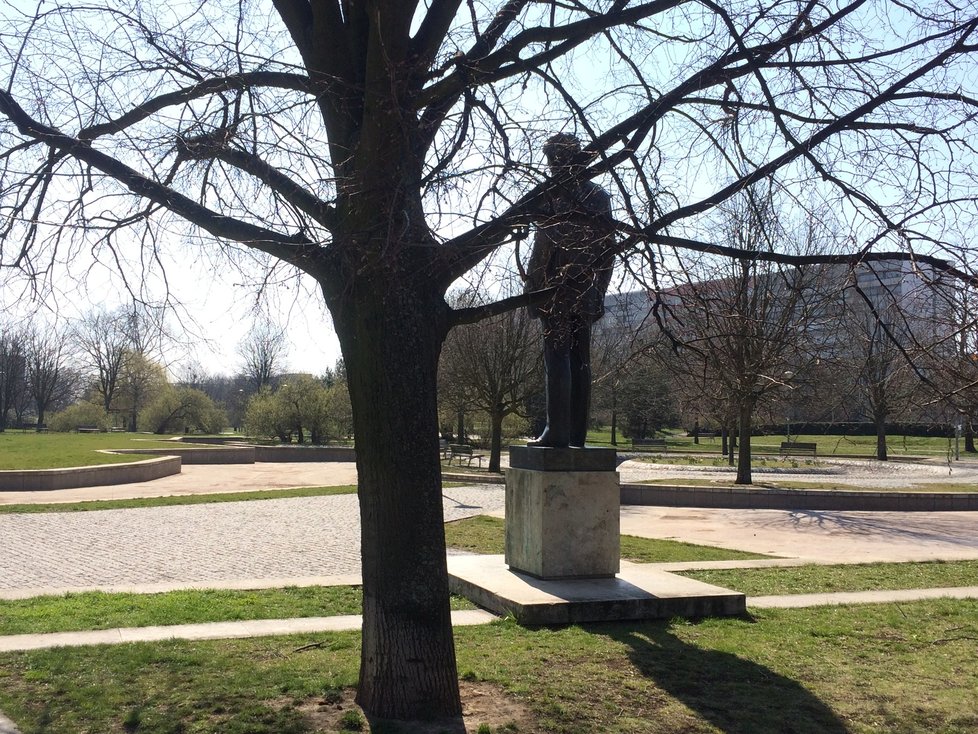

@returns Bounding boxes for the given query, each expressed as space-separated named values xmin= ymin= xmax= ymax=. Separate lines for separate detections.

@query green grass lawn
xmin=638 ymin=477 xmax=978 ymax=492
xmin=638 ymin=454 xmax=822 ymax=469
xmin=4 ymin=559 xmax=976 ymax=638
xmin=0 ymin=599 xmax=975 ymax=733
xmin=444 ymin=515 xmax=770 ymax=562
xmin=0 ymin=587 xmax=476 ymax=637
xmin=0 ymin=485 xmax=358 ymax=514
xmin=681 ymin=560 xmax=978 ymax=596
xmin=0 ymin=432 xmax=208 ymax=470
xmin=585 ymin=427 xmax=966 ymax=457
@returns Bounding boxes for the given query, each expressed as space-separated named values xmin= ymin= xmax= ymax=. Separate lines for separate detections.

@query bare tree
xmin=439 ymin=288 xmax=542 ymax=471
xmin=74 ymin=309 xmax=131 ymax=414
xmin=832 ymin=262 xmax=956 ymax=459
xmin=3 ymin=1 xmax=978 ymax=723
xmin=237 ymin=318 xmax=288 ymax=391
xmin=661 ymin=194 xmax=827 ymax=483
xmin=25 ymin=325 xmax=79 ymax=428
xmin=0 ymin=323 xmax=26 ymax=431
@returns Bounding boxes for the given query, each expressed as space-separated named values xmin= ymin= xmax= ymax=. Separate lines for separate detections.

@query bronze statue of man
xmin=526 ymin=133 xmax=615 ymax=448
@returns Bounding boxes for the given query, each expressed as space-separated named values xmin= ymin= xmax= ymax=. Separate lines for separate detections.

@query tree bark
xmin=965 ymin=420 xmax=976 ymax=453
xmin=488 ymin=405 xmax=504 ymax=473
xmin=875 ymin=417 xmax=888 ymax=461
xmin=735 ymin=401 xmax=753 ymax=484
xmin=330 ymin=273 xmax=462 ymax=725
xmin=872 ymin=395 xmax=888 ymax=461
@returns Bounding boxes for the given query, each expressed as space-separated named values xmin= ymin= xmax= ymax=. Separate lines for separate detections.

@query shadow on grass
xmin=592 ymin=621 xmax=850 ymax=734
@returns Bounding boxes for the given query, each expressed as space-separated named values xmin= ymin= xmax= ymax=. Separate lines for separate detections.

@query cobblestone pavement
xmin=0 ymin=485 xmax=504 ymax=594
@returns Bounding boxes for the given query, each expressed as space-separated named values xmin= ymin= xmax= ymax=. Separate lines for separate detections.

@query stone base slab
xmin=448 ymin=555 xmax=747 ymax=626
xmin=509 ymin=445 xmax=617 ymax=472
xmin=505 ymin=466 xmax=619 ymax=579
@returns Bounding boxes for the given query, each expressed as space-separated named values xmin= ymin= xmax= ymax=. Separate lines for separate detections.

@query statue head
xmin=543 ymin=133 xmax=582 ymax=171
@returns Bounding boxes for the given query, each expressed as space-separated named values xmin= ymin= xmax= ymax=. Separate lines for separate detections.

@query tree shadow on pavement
xmin=590 ymin=621 xmax=851 ymax=734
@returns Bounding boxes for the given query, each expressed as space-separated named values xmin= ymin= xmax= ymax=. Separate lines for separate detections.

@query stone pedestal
xmin=505 ymin=446 xmax=619 ymax=579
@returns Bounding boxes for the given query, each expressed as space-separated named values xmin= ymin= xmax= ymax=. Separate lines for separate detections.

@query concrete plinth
xmin=448 ymin=555 xmax=747 ymax=626
xmin=505 ymin=447 xmax=619 ymax=579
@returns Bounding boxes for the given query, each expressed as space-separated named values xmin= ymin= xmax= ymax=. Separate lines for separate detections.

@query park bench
xmin=76 ymin=425 xmax=101 ymax=433
xmin=446 ymin=444 xmax=486 ymax=468
xmin=780 ymin=441 xmax=817 ymax=457
xmin=632 ymin=438 xmax=667 ymax=450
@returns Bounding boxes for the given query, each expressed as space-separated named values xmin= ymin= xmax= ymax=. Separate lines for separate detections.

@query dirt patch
xmin=299 ymin=681 xmax=535 ymax=732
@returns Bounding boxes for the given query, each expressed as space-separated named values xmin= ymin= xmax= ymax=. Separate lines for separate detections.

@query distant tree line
xmin=0 ymin=308 xmax=352 ymax=442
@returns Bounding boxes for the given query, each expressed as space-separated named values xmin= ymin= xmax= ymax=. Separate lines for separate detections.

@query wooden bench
xmin=632 ymin=438 xmax=667 ymax=450
xmin=446 ymin=444 xmax=486 ymax=468
xmin=780 ymin=441 xmax=817 ymax=457
xmin=76 ymin=425 xmax=101 ymax=433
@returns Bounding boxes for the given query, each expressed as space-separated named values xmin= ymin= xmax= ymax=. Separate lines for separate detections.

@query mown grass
xmin=444 ymin=515 xmax=770 ymax=562
xmin=0 ymin=432 xmax=205 ymax=470
xmin=585 ymin=427 xmax=966 ymax=457
xmin=0 ymin=587 xmax=476 ymax=637
xmin=0 ymin=599 xmax=975 ymax=733
xmin=0 ymin=485 xmax=358 ymax=514
xmin=6 ymin=560 xmax=975 ymax=639
xmin=639 ymin=455 xmax=822 ymax=469
xmin=0 ymin=587 xmax=363 ymax=636
xmin=681 ymin=560 xmax=978 ymax=597
xmin=638 ymin=477 xmax=978 ymax=492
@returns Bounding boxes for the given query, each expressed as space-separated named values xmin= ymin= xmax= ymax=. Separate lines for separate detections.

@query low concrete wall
xmin=172 ymin=438 xmax=357 ymax=463
xmin=253 ymin=445 xmax=356 ymax=462
xmin=172 ymin=436 xmax=245 ymax=445
xmin=109 ymin=446 xmax=256 ymax=464
xmin=620 ymin=483 xmax=978 ymax=512
xmin=0 ymin=456 xmax=181 ymax=492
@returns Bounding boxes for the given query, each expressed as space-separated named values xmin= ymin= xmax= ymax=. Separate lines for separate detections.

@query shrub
xmin=47 ymin=402 xmax=111 ymax=432
xmin=139 ymin=386 xmax=226 ymax=434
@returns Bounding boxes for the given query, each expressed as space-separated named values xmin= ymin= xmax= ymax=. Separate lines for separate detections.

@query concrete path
xmin=0 ymin=610 xmax=497 ymax=653
xmin=0 ymin=712 xmax=17 ymax=734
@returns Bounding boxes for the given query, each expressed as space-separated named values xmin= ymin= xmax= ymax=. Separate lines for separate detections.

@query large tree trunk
xmin=965 ymin=419 xmax=976 ymax=453
xmin=488 ymin=404 xmax=504 ymax=473
xmin=875 ymin=418 xmax=888 ymax=461
xmin=872 ymin=400 xmax=888 ymax=461
xmin=735 ymin=401 xmax=753 ymax=485
xmin=329 ymin=274 xmax=462 ymax=727
xmin=456 ymin=409 xmax=466 ymax=444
